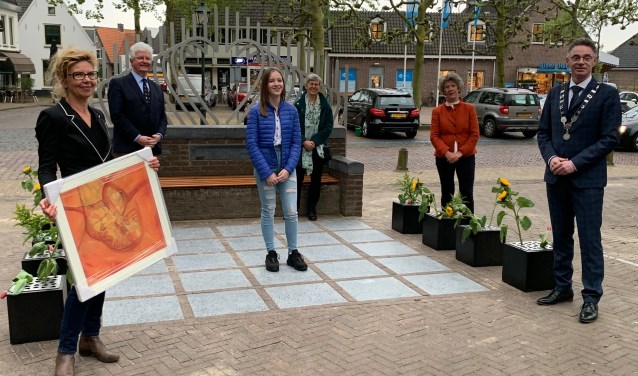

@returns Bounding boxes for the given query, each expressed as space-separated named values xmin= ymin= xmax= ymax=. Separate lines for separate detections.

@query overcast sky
xmin=75 ymin=1 xmax=638 ymax=53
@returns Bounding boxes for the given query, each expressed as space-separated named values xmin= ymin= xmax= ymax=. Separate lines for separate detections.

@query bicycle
xmin=425 ymin=91 xmax=436 ymax=107
xmin=221 ymin=87 xmax=228 ymax=104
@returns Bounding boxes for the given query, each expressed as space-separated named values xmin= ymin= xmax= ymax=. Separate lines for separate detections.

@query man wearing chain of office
xmin=536 ymin=37 xmax=620 ymax=323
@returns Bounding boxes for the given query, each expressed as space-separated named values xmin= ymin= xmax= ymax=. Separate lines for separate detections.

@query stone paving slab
xmin=1 ymin=108 xmax=638 ymax=375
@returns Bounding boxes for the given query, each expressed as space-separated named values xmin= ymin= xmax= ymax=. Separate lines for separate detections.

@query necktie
xmin=569 ymin=86 xmax=583 ymax=110
xmin=142 ymin=78 xmax=150 ymax=103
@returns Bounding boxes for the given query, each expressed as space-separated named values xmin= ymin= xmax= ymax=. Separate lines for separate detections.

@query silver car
xmin=464 ymin=88 xmax=541 ymax=138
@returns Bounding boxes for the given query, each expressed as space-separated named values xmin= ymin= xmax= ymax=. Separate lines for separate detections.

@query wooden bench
xmin=159 ymin=173 xmax=343 ymax=220
xmin=159 ymin=173 xmax=340 ymax=188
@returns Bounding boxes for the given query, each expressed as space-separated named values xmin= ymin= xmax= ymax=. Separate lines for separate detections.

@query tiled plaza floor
xmin=103 ymin=219 xmax=488 ymax=327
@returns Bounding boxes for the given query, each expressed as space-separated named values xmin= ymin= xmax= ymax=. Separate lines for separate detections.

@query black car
xmin=618 ymin=105 xmax=638 ymax=151
xmin=342 ymin=88 xmax=420 ymax=138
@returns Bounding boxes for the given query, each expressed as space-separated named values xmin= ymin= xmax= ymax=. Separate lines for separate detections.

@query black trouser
xmin=296 ymin=151 xmax=324 ymax=215
xmin=435 ymin=155 xmax=476 ymax=213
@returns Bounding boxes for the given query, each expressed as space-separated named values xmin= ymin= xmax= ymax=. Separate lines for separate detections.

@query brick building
xmin=608 ymin=34 xmax=638 ymax=91
xmin=328 ymin=4 xmax=573 ymax=101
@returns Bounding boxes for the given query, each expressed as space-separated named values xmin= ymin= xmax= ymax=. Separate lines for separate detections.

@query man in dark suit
xmin=109 ymin=42 xmax=167 ymax=156
xmin=536 ymin=38 xmax=621 ymax=323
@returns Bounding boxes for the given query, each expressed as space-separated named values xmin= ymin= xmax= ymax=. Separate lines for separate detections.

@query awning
xmin=537 ymin=69 xmax=570 ymax=73
xmin=0 ymin=52 xmax=36 ymax=74
xmin=599 ymin=51 xmax=619 ymax=67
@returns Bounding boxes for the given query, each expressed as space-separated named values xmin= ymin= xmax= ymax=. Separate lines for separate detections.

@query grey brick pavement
xmin=1 ymin=101 xmax=638 ymax=375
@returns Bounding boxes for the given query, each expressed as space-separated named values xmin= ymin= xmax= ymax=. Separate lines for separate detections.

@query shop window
xmin=340 ymin=68 xmax=357 ymax=93
xmin=439 ymin=70 xmax=456 ymax=78
xmin=532 ymin=23 xmax=544 ymax=44
xmin=369 ymin=66 xmax=384 ymax=88
xmin=369 ymin=17 xmax=386 ymax=41
xmin=44 ymin=24 xmax=61 ymax=45
xmin=467 ymin=21 xmax=485 ymax=42
xmin=467 ymin=71 xmax=484 ymax=91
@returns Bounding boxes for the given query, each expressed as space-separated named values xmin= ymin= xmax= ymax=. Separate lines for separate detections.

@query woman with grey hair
xmin=429 ymin=72 xmax=480 ymax=212
xmin=294 ymin=74 xmax=334 ymax=221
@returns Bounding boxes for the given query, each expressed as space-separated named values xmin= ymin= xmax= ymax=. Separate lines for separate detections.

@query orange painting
xmin=59 ymin=162 xmax=166 ymax=287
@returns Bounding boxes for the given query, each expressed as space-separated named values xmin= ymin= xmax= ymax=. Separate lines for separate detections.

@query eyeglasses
xmin=569 ymin=55 xmax=594 ymax=63
xmin=69 ymin=71 xmax=98 ymax=80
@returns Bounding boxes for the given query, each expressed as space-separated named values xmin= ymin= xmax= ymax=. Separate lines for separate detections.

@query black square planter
xmin=421 ymin=213 xmax=469 ymax=250
xmin=455 ymin=226 xmax=504 ymax=267
xmin=21 ymin=249 xmax=67 ymax=277
xmin=7 ymin=275 xmax=66 ymax=344
xmin=391 ymin=202 xmax=424 ymax=234
xmin=502 ymin=241 xmax=555 ymax=292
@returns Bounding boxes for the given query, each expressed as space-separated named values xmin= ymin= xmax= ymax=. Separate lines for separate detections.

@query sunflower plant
xmin=2 ymin=166 xmax=65 ymax=297
xmin=492 ymin=177 xmax=534 ymax=245
xmin=396 ymin=173 xmax=426 ymax=205
xmin=539 ymin=226 xmax=552 ymax=248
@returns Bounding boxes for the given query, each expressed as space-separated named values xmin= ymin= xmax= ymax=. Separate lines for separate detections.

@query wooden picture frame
xmin=44 ymin=148 xmax=177 ymax=302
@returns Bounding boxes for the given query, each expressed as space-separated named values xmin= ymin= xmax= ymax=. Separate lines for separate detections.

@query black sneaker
xmin=265 ymin=251 xmax=279 ymax=272
xmin=286 ymin=250 xmax=308 ymax=271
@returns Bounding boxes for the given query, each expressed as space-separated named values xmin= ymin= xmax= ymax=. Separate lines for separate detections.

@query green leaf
xmin=462 ymin=226 xmax=472 ymax=243
xmin=66 ymin=270 xmax=75 ymax=285
xmin=500 ymin=226 xmax=508 ymax=243
xmin=521 ymin=216 xmax=532 ymax=231
xmin=29 ymin=241 xmax=47 ymax=256
xmin=10 ymin=279 xmax=27 ymax=295
xmin=496 ymin=211 xmax=506 ymax=226
xmin=517 ymin=196 xmax=535 ymax=208
xmin=15 ymin=270 xmax=33 ymax=281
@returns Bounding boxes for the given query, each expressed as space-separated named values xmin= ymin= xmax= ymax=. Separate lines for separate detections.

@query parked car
xmin=341 ymin=88 xmax=419 ymax=138
xmin=618 ymin=105 xmax=638 ymax=151
xmin=619 ymin=91 xmax=638 ymax=108
xmin=231 ymin=83 xmax=251 ymax=110
xmin=170 ymin=75 xmax=216 ymax=109
xmin=463 ymin=87 xmax=541 ymax=138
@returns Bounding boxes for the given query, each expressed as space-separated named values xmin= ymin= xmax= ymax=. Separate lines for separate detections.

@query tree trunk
xmin=309 ymin=1 xmax=326 ymax=79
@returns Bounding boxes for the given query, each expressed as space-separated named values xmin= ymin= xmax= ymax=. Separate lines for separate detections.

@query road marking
xmin=604 ymin=254 xmax=638 ymax=267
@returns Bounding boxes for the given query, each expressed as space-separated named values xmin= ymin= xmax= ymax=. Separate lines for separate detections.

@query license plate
xmin=516 ymin=112 xmax=532 ymax=118
xmin=390 ymin=113 xmax=407 ymax=119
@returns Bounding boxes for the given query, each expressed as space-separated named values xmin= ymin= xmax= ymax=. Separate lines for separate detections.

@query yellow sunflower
xmin=22 ymin=166 xmax=31 ymax=174
xmin=499 ymin=177 xmax=510 ymax=187
xmin=34 ymin=183 xmax=41 ymax=191
xmin=445 ymin=206 xmax=454 ymax=217
xmin=497 ymin=190 xmax=508 ymax=201
xmin=411 ymin=179 xmax=418 ymax=191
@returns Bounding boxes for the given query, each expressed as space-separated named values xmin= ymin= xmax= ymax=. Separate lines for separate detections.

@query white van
xmin=170 ymin=75 xmax=216 ymax=108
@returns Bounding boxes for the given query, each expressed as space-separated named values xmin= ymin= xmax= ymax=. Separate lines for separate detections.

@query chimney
xmin=117 ymin=23 xmax=124 ymax=32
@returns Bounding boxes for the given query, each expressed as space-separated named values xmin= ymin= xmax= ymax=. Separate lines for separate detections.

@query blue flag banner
xmin=474 ymin=5 xmax=482 ymax=27
xmin=441 ymin=0 xmax=452 ymax=29
xmin=406 ymin=2 xmax=418 ymax=29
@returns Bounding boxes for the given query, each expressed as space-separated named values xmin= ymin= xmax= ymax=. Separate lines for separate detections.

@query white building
xmin=1 ymin=0 xmax=34 ymax=90
xmin=17 ymin=0 xmax=93 ymax=91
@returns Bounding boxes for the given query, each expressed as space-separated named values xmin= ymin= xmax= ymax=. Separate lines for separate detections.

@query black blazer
xmin=537 ymin=78 xmax=621 ymax=189
xmin=108 ymin=72 xmax=167 ymax=155
xmin=36 ymin=98 xmax=113 ymax=192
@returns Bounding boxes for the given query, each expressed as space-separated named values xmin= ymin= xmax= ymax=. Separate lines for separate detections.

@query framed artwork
xmin=44 ymin=148 xmax=177 ymax=302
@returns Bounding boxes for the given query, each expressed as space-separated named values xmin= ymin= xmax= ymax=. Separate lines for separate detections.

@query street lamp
xmin=195 ymin=0 xmax=209 ymax=125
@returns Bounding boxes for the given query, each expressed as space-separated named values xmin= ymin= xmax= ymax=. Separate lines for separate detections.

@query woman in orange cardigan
xmin=430 ymin=73 xmax=480 ymax=212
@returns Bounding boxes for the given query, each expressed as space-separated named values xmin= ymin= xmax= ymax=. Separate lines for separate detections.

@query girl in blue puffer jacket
xmin=246 ymin=67 xmax=307 ymax=272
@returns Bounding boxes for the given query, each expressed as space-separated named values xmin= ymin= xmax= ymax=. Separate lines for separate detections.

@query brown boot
xmin=54 ymin=352 xmax=74 ymax=376
xmin=78 ymin=335 xmax=120 ymax=363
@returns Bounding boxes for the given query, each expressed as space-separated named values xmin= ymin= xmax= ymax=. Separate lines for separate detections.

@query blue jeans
xmin=58 ymin=287 xmax=105 ymax=354
xmin=254 ymin=168 xmax=298 ymax=253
